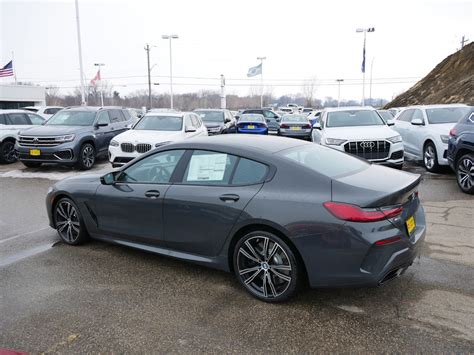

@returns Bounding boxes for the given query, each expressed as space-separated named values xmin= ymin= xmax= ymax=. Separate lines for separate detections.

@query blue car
xmin=447 ymin=107 xmax=474 ymax=194
xmin=236 ymin=114 xmax=268 ymax=135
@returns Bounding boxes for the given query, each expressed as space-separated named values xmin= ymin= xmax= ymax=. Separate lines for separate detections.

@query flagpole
xmin=75 ymin=0 xmax=86 ymax=106
xmin=362 ymin=31 xmax=366 ymax=106
xmin=11 ymin=51 xmax=17 ymax=83
xmin=257 ymin=56 xmax=266 ymax=108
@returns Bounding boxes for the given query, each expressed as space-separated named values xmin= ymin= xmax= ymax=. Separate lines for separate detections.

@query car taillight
xmin=375 ymin=236 xmax=402 ymax=246
xmin=449 ymin=128 xmax=456 ymax=137
xmin=303 ymin=124 xmax=311 ymax=129
xmin=323 ymin=202 xmax=403 ymax=222
xmin=280 ymin=124 xmax=289 ymax=129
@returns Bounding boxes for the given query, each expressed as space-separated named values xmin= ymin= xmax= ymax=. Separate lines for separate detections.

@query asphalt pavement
xmin=0 ymin=160 xmax=473 ymax=352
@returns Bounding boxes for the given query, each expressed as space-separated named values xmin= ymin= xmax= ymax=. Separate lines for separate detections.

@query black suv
xmin=447 ymin=107 xmax=474 ymax=194
xmin=240 ymin=109 xmax=281 ymax=134
xmin=193 ymin=109 xmax=236 ymax=134
xmin=15 ymin=107 xmax=132 ymax=170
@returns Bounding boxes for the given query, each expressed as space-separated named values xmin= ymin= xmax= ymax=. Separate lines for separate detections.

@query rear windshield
xmin=195 ymin=111 xmax=224 ymax=122
xmin=134 ymin=115 xmax=183 ymax=131
xmin=326 ymin=110 xmax=385 ymax=127
xmin=46 ymin=111 xmax=96 ymax=126
xmin=280 ymin=144 xmax=369 ymax=178
xmin=282 ymin=115 xmax=307 ymax=122
xmin=426 ymin=107 xmax=471 ymax=124
xmin=240 ymin=115 xmax=264 ymax=122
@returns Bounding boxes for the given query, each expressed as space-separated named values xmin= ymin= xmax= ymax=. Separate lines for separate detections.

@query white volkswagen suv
xmin=312 ymin=107 xmax=404 ymax=168
xmin=392 ymin=104 xmax=471 ymax=172
xmin=109 ymin=111 xmax=207 ymax=167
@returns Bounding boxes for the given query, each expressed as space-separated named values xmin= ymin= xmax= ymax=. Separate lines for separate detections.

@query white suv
xmin=0 ymin=110 xmax=45 ymax=163
xmin=312 ymin=107 xmax=404 ymax=168
xmin=392 ymin=104 xmax=471 ymax=172
xmin=23 ymin=106 xmax=63 ymax=120
xmin=109 ymin=111 xmax=208 ymax=167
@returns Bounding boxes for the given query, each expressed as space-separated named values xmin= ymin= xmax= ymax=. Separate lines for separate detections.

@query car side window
xmin=118 ymin=150 xmax=185 ymax=184
xmin=398 ymin=110 xmax=413 ymax=122
xmin=110 ymin=109 xmax=125 ymax=123
xmin=0 ymin=114 xmax=6 ymax=125
xmin=27 ymin=113 xmax=44 ymax=125
xmin=412 ymin=109 xmax=424 ymax=122
xmin=44 ymin=108 xmax=61 ymax=115
xmin=7 ymin=113 xmax=30 ymax=125
xmin=97 ymin=111 xmax=111 ymax=125
xmin=191 ymin=114 xmax=200 ymax=128
xmin=122 ymin=110 xmax=132 ymax=120
xmin=185 ymin=115 xmax=194 ymax=129
xmin=183 ymin=150 xmax=238 ymax=185
xmin=231 ymin=158 xmax=268 ymax=185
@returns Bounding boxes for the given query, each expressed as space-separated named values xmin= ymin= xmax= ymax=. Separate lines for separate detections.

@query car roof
xmin=0 ymin=109 xmax=41 ymax=114
xmin=403 ymin=104 xmax=469 ymax=110
xmin=323 ymin=106 xmax=375 ymax=112
xmin=194 ymin=109 xmax=226 ymax=112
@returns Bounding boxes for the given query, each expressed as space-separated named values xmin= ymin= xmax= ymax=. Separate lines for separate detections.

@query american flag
xmin=0 ymin=60 xmax=14 ymax=77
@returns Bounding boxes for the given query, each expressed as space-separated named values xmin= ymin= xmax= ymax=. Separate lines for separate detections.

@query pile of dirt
xmin=385 ymin=42 xmax=474 ymax=108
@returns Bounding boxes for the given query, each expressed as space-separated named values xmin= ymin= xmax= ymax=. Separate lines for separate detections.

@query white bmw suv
xmin=392 ymin=104 xmax=471 ymax=172
xmin=312 ymin=107 xmax=404 ymax=168
xmin=109 ymin=111 xmax=207 ymax=167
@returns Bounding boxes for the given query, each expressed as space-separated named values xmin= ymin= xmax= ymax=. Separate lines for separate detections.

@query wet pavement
xmin=0 ymin=161 xmax=473 ymax=352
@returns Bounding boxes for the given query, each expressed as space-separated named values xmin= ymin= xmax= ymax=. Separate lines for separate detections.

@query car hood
xmin=426 ymin=123 xmax=455 ymax=135
xmin=323 ymin=125 xmax=399 ymax=140
xmin=114 ymin=129 xmax=185 ymax=143
xmin=19 ymin=125 xmax=91 ymax=136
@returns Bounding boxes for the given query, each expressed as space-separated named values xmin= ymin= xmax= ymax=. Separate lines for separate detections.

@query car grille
xmin=120 ymin=143 xmax=152 ymax=153
xmin=344 ymin=140 xmax=390 ymax=161
xmin=18 ymin=136 xmax=62 ymax=147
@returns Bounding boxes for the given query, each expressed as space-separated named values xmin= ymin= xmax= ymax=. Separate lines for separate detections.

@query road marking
xmin=0 ymin=243 xmax=54 ymax=268
xmin=0 ymin=227 xmax=51 ymax=244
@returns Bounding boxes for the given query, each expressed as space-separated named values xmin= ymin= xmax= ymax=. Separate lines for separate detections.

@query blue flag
xmin=247 ymin=63 xmax=262 ymax=77
xmin=361 ymin=47 xmax=366 ymax=73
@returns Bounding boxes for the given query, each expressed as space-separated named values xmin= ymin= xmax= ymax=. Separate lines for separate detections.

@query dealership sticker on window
xmin=187 ymin=153 xmax=227 ymax=181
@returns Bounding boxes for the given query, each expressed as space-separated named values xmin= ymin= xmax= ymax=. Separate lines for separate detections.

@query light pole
xmin=94 ymin=63 xmax=105 ymax=106
xmin=162 ymin=34 xmax=179 ymax=109
xmin=336 ymin=79 xmax=344 ymax=107
xmin=74 ymin=0 xmax=86 ymax=105
xmin=356 ymin=27 xmax=374 ymax=106
xmin=257 ymin=56 xmax=266 ymax=108
xmin=369 ymin=57 xmax=375 ymax=106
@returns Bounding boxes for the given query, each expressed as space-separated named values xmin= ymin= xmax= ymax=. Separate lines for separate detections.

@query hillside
xmin=385 ymin=42 xmax=474 ymax=108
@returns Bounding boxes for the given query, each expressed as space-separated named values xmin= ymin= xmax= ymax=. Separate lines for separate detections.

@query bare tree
xmin=301 ymin=77 xmax=318 ymax=107
xmin=45 ymin=85 xmax=61 ymax=106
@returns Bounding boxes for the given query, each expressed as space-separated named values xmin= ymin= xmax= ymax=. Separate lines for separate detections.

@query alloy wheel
xmin=457 ymin=157 xmax=473 ymax=190
xmin=237 ymin=236 xmax=292 ymax=299
xmin=55 ymin=200 xmax=81 ymax=243
xmin=424 ymin=145 xmax=435 ymax=170
xmin=82 ymin=146 xmax=95 ymax=168
xmin=2 ymin=141 xmax=17 ymax=163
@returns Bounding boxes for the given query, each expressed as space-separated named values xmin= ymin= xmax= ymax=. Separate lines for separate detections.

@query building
xmin=0 ymin=84 xmax=46 ymax=109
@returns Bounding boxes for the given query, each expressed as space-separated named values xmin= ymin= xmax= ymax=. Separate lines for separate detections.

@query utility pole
xmin=220 ymin=74 xmax=226 ymax=109
xmin=369 ymin=57 xmax=375 ymax=106
xmin=74 ymin=0 xmax=86 ymax=106
xmin=145 ymin=44 xmax=152 ymax=111
xmin=336 ymin=79 xmax=344 ymax=107
xmin=257 ymin=56 xmax=266 ymax=108
xmin=460 ymin=35 xmax=469 ymax=49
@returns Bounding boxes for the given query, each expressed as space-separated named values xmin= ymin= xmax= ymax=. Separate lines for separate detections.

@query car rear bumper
xmin=237 ymin=128 xmax=268 ymax=135
xmin=279 ymin=129 xmax=312 ymax=138
xmin=109 ymin=145 xmax=140 ymax=167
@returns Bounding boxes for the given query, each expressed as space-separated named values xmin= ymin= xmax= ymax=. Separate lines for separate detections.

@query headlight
xmin=110 ymin=140 xmax=119 ymax=147
xmin=155 ymin=141 xmax=172 ymax=147
xmin=325 ymin=138 xmax=347 ymax=145
xmin=440 ymin=135 xmax=449 ymax=144
xmin=55 ymin=134 xmax=75 ymax=143
xmin=387 ymin=135 xmax=402 ymax=143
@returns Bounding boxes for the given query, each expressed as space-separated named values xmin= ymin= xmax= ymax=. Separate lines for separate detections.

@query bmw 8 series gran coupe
xmin=46 ymin=135 xmax=426 ymax=302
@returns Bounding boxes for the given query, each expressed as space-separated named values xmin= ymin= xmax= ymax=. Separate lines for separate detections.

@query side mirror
xmin=224 ymin=118 xmax=231 ymax=123
xmin=235 ymin=115 xmax=240 ymax=120
xmin=411 ymin=118 xmax=424 ymax=126
xmin=185 ymin=126 xmax=197 ymax=133
xmin=313 ymin=122 xmax=321 ymax=130
xmin=100 ymin=172 xmax=116 ymax=185
xmin=96 ymin=122 xmax=109 ymax=127
xmin=387 ymin=119 xmax=395 ymax=126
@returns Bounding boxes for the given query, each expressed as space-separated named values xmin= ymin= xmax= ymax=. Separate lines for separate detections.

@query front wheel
xmin=456 ymin=153 xmax=474 ymax=194
xmin=76 ymin=143 xmax=96 ymax=170
xmin=233 ymin=231 xmax=301 ymax=303
xmin=423 ymin=142 xmax=440 ymax=172
xmin=0 ymin=140 xmax=17 ymax=164
xmin=54 ymin=197 xmax=89 ymax=245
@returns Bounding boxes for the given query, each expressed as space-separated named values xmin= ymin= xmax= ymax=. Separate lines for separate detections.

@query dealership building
xmin=0 ymin=84 xmax=46 ymax=109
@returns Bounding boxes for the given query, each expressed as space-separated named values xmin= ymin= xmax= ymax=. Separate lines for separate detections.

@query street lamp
xmin=162 ymin=34 xmax=179 ymax=109
xmin=94 ymin=63 xmax=105 ymax=106
xmin=356 ymin=27 xmax=375 ymax=106
xmin=336 ymin=79 xmax=344 ymax=107
xmin=257 ymin=56 xmax=266 ymax=108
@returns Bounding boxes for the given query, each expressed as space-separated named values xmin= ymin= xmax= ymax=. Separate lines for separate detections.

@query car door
xmin=409 ymin=109 xmax=426 ymax=158
xmin=94 ymin=149 xmax=186 ymax=245
xmin=184 ymin=114 xmax=200 ymax=138
xmin=393 ymin=109 xmax=413 ymax=153
xmin=94 ymin=110 xmax=114 ymax=152
xmin=110 ymin=109 xmax=129 ymax=135
xmin=163 ymin=150 xmax=268 ymax=256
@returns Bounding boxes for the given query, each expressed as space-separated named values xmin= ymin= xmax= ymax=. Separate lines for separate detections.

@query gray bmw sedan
xmin=46 ymin=135 xmax=426 ymax=302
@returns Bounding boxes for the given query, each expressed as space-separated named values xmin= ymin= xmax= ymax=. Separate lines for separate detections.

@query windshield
xmin=426 ymin=107 xmax=471 ymax=124
xmin=281 ymin=144 xmax=369 ymax=178
xmin=46 ymin=111 xmax=96 ymax=126
xmin=326 ymin=110 xmax=385 ymax=128
xmin=240 ymin=114 xmax=264 ymax=122
xmin=377 ymin=110 xmax=393 ymax=123
xmin=195 ymin=111 xmax=224 ymax=122
xmin=134 ymin=115 xmax=183 ymax=131
xmin=282 ymin=115 xmax=308 ymax=122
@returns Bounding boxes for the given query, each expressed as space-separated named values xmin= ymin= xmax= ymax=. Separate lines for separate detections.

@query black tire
xmin=54 ymin=197 xmax=89 ymax=245
xmin=0 ymin=140 xmax=17 ymax=164
xmin=455 ymin=153 xmax=474 ymax=194
xmin=393 ymin=163 xmax=404 ymax=170
xmin=22 ymin=161 xmax=42 ymax=168
xmin=76 ymin=143 xmax=95 ymax=170
xmin=233 ymin=231 xmax=301 ymax=303
xmin=423 ymin=142 xmax=440 ymax=172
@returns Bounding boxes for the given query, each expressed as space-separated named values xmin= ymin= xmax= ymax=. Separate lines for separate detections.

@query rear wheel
xmin=22 ymin=161 xmax=42 ymax=168
xmin=76 ymin=143 xmax=95 ymax=170
xmin=233 ymin=231 xmax=300 ymax=303
xmin=456 ymin=153 xmax=474 ymax=194
xmin=423 ymin=142 xmax=440 ymax=172
xmin=54 ymin=197 xmax=89 ymax=245
xmin=0 ymin=140 xmax=17 ymax=164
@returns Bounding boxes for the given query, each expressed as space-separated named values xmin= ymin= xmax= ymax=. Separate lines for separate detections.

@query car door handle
xmin=145 ymin=190 xmax=160 ymax=199
xmin=219 ymin=194 xmax=240 ymax=202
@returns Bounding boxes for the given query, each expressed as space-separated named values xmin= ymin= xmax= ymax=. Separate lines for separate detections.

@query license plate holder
xmin=406 ymin=216 xmax=416 ymax=235
xmin=291 ymin=126 xmax=300 ymax=130
xmin=247 ymin=125 xmax=255 ymax=129
xmin=30 ymin=149 xmax=41 ymax=156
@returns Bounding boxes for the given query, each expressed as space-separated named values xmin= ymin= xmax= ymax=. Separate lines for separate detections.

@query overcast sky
xmin=0 ymin=0 xmax=472 ymax=102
